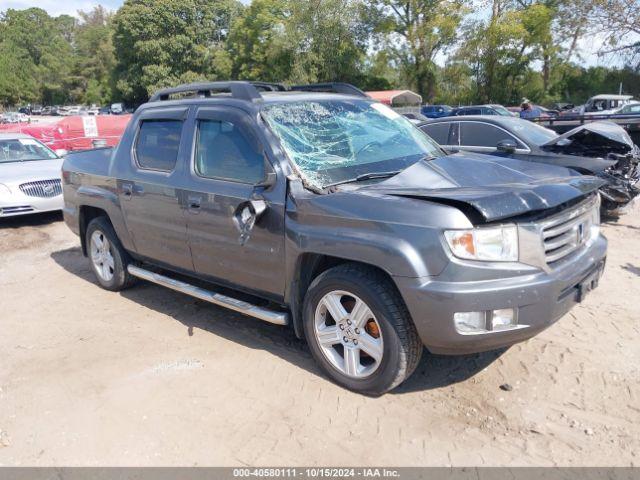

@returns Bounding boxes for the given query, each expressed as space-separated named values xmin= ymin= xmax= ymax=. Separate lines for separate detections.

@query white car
xmin=580 ymin=94 xmax=635 ymax=115
xmin=0 ymin=134 xmax=64 ymax=217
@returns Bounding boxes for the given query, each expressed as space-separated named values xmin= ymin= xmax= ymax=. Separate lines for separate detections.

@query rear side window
xmin=135 ymin=120 xmax=183 ymax=171
xmin=460 ymin=122 xmax=516 ymax=147
xmin=195 ymin=120 xmax=264 ymax=184
xmin=421 ymin=123 xmax=450 ymax=145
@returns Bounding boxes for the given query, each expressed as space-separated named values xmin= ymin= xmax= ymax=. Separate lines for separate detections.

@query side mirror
xmin=496 ymin=140 xmax=517 ymax=154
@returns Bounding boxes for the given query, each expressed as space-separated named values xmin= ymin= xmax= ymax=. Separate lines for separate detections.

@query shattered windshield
xmin=262 ymin=99 xmax=443 ymax=189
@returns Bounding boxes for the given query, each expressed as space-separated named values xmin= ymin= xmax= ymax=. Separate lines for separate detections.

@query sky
xmin=2 ymin=0 xmax=633 ymax=68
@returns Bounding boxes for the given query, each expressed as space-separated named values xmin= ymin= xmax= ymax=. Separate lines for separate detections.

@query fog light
xmin=491 ymin=308 xmax=517 ymax=330
xmin=454 ymin=311 xmax=486 ymax=334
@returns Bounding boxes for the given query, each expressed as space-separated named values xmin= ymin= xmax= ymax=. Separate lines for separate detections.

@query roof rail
xmin=148 ymin=80 xmax=370 ymax=103
xmin=149 ymin=81 xmax=262 ymax=103
xmin=290 ymin=82 xmax=370 ymax=98
xmin=250 ymin=82 xmax=287 ymax=92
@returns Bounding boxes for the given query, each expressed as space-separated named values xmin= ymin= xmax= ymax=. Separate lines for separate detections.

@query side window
xmin=421 ymin=123 xmax=451 ymax=145
xmin=195 ymin=119 xmax=264 ymax=184
xmin=460 ymin=123 xmax=518 ymax=148
xmin=135 ymin=120 xmax=183 ymax=171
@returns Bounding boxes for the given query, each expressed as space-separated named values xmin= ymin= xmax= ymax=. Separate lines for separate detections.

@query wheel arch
xmin=79 ymin=206 xmax=111 ymax=256
xmin=286 ymin=253 xmax=403 ymax=340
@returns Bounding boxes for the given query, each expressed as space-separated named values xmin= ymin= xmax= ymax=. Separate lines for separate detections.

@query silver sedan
xmin=0 ymin=133 xmax=64 ymax=217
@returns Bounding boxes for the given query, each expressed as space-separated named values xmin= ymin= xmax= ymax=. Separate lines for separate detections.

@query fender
xmin=75 ymin=183 xmax=135 ymax=253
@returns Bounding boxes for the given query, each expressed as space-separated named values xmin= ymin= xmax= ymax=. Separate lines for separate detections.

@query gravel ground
xmin=0 ymin=207 xmax=638 ymax=466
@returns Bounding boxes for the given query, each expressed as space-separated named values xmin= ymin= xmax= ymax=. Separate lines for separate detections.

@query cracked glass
xmin=262 ymin=100 xmax=442 ymax=189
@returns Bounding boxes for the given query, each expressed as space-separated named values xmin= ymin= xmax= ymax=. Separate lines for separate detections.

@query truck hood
xmin=358 ymin=152 xmax=603 ymax=222
xmin=0 ymin=158 xmax=63 ymax=186
xmin=540 ymin=121 xmax=638 ymax=157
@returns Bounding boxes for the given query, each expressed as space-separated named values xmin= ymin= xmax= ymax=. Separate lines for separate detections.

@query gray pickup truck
xmin=62 ymin=81 xmax=607 ymax=395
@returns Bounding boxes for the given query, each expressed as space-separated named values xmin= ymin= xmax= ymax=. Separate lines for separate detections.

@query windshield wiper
xmin=325 ymin=170 xmax=401 ymax=188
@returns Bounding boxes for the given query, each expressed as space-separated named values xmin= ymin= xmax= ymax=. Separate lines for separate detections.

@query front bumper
xmin=0 ymin=194 xmax=64 ymax=217
xmin=395 ymin=234 xmax=607 ymax=355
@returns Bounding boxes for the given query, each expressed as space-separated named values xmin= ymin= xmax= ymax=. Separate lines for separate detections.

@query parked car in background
xmin=18 ymin=106 xmax=31 ymax=115
xmin=421 ymin=105 xmax=453 ymax=118
xmin=57 ymin=107 xmax=70 ymax=116
xmin=65 ymin=106 xmax=82 ymax=116
xmin=419 ymin=116 xmax=640 ymax=214
xmin=0 ymin=133 xmax=64 ymax=217
xmin=98 ymin=106 xmax=111 ymax=115
xmin=110 ymin=103 xmax=124 ymax=115
xmin=41 ymin=106 xmax=52 ymax=115
xmin=1 ymin=112 xmax=20 ymax=124
xmin=580 ymin=94 xmax=635 ymax=115
xmin=552 ymin=102 xmax=575 ymax=112
xmin=62 ymin=81 xmax=607 ymax=394
xmin=31 ymin=105 xmax=43 ymax=115
xmin=402 ymin=112 xmax=429 ymax=124
xmin=452 ymin=104 xmax=513 ymax=117
xmin=609 ymin=102 xmax=640 ymax=116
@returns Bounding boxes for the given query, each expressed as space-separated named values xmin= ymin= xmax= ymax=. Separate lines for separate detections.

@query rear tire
xmin=86 ymin=216 xmax=136 ymax=291
xmin=303 ymin=263 xmax=423 ymax=396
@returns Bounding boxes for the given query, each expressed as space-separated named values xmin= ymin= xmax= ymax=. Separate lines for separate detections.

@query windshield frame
xmin=261 ymin=98 xmax=445 ymax=191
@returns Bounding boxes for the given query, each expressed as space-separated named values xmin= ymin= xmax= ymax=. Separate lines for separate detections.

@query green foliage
xmin=111 ymin=0 xmax=241 ymax=105
xmin=1 ymin=0 xmax=639 ymax=108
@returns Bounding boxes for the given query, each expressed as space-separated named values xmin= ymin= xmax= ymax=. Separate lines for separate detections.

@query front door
xmin=117 ymin=107 xmax=194 ymax=271
xmin=184 ymin=106 xmax=286 ymax=298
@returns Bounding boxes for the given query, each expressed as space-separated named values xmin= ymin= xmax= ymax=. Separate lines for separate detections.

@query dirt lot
xmin=0 ymin=208 xmax=639 ymax=466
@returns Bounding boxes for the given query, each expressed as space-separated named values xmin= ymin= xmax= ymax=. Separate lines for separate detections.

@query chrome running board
xmin=127 ymin=265 xmax=288 ymax=326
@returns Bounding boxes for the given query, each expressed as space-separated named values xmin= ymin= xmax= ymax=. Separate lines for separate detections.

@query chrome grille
xmin=19 ymin=179 xmax=62 ymax=198
xmin=540 ymin=196 xmax=598 ymax=265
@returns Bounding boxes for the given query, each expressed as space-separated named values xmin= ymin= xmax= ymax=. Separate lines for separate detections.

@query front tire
xmin=303 ymin=263 xmax=423 ymax=395
xmin=86 ymin=216 xmax=136 ymax=291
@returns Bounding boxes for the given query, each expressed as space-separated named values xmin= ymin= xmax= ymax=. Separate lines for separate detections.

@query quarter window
xmin=460 ymin=123 xmax=520 ymax=148
xmin=195 ymin=120 xmax=264 ymax=184
xmin=135 ymin=120 xmax=183 ymax=171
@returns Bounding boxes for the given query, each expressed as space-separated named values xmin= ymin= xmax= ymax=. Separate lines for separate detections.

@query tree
xmin=227 ymin=0 xmax=371 ymax=85
xmin=368 ymin=0 xmax=468 ymax=101
xmin=71 ymin=6 xmax=117 ymax=105
xmin=112 ymin=0 xmax=242 ymax=105
xmin=226 ymin=0 xmax=291 ymax=81
xmin=0 ymin=8 xmax=75 ymax=105
xmin=590 ymin=0 xmax=640 ymax=68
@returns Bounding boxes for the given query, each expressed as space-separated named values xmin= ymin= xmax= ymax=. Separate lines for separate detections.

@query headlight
xmin=444 ymin=225 xmax=518 ymax=261
xmin=0 ymin=183 xmax=11 ymax=195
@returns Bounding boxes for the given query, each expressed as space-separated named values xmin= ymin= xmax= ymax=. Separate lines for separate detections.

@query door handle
xmin=188 ymin=195 xmax=202 ymax=211
xmin=122 ymin=183 xmax=133 ymax=198
xmin=122 ymin=183 xmax=143 ymax=198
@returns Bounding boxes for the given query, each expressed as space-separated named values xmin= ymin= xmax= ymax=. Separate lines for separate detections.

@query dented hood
xmin=541 ymin=121 xmax=636 ymax=156
xmin=359 ymin=152 xmax=604 ymax=222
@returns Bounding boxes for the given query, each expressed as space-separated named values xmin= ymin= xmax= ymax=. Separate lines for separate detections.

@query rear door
xmin=118 ymin=107 xmax=194 ymax=271
xmin=183 ymin=106 xmax=286 ymax=298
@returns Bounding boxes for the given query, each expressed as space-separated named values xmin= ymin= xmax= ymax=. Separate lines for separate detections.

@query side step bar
xmin=127 ymin=265 xmax=288 ymax=326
